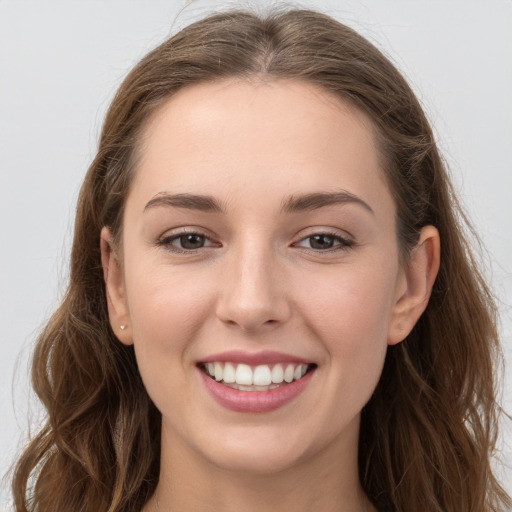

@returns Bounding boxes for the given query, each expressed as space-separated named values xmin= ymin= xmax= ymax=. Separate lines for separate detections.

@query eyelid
xmin=292 ymin=229 xmax=355 ymax=252
xmin=155 ymin=227 xmax=355 ymax=255
xmin=156 ymin=227 xmax=220 ymax=253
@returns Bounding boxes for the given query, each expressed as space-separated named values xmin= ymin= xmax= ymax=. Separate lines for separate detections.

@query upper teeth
xmin=205 ymin=362 xmax=308 ymax=386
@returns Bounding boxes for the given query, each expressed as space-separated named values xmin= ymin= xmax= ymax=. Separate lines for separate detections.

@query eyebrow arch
xmin=143 ymin=190 xmax=374 ymax=216
xmin=281 ymin=190 xmax=374 ymax=215
xmin=144 ymin=192 xmax=225 ymax=213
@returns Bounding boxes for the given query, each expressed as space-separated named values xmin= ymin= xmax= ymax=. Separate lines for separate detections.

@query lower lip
xmin=199 ymin=368 xmax=314 ymax=413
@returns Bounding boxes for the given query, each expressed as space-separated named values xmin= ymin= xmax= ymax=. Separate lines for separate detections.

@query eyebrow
xmin=143 ymin=190 xmax=374 ymax=215
xmin=144 ymin=193 xmax=224 ymax=213
xmin=280 ymin=190 xmax=374 ymax=215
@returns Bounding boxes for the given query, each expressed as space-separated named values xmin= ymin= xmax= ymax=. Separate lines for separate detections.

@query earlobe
xmin=100 ymin=227 xmax=133 ymax=346
xmin=388 ymin=225 xmax=440 ymax=345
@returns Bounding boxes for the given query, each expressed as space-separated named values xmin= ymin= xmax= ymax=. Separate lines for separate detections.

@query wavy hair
xmin=12 ymin=8 xmax=510 ymax=512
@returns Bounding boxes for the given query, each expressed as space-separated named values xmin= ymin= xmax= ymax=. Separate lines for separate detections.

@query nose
xmin=215 ymin=242 xmax=291 ymax=333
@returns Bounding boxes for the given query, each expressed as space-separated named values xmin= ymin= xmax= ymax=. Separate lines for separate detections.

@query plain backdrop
xmin=1 ymin=0 xmax=511 ymax=508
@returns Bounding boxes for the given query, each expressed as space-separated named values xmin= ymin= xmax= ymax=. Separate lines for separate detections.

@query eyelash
xmin=156 ymin=229 xmax=355 ymax=255
xmin=294 ymin=231 xmax=355 ymax=253
xmin=156 ymin=230 xmax=218 ymax=254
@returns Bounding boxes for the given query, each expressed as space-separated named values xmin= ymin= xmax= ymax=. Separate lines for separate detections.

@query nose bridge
xmin=216 ymin=233 xmax=289 ymax=331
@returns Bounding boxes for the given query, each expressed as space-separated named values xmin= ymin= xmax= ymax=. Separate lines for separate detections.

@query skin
xmin=101 ymin=79 xmax=440 ymax=512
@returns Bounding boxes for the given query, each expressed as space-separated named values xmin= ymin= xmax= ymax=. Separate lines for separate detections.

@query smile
xmin=198 ymin=354 xmax=317 ymax=412
xmin=201 ymin=362 xmax=312 ymax=391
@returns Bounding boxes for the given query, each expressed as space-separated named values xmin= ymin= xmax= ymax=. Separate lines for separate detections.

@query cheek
xmin=126 ymin=261 xmax=213 ymax=335
xmin=299 ymin=264 xmax=397 ymax=384
xmin=122 ymin=262 xmax=218 ymax=416
xmin=304 ymin=264 xmax=395 ymax=336
xmin=122 ymin=259 xmax=217 ymax=386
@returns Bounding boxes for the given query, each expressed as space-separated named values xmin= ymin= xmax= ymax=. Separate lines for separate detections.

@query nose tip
xmin=218 ymin=300 xmax=286 ymax=333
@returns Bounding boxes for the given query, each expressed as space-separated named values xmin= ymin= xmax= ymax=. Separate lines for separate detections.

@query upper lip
xmin=199 ymin=350 xmax=313 ymax=366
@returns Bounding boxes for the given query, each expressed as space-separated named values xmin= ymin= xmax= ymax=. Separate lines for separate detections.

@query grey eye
xmin=176 ymin=233 xmax=206 ymax=249
xmin=295 ymin=232 xmax=353 ymax=252
xmin=308 ymin=234 xmax=336 ymax=250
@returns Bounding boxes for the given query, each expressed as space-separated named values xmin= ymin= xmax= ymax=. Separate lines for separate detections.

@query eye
xmin=295 ymin=232 xmax=353 ymax=251
xmin=157 ymin=231 xmax=218 ymax=253
xmin=174 ymin=233 xmax=207 ymax=250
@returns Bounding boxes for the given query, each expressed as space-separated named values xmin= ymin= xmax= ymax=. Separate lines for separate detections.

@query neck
xmin=143 ymin=419 xmax=376 ymax=512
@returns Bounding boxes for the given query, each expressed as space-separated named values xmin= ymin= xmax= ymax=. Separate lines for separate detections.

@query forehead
xmin=130 ymin=78 xmax=392 ymax=215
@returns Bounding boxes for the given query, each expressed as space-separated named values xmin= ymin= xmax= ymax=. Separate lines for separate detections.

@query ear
xmin=388 ymin=225 xmax=440 ymax=345
xmin=100 ymin=227 xmax=133 ymax=345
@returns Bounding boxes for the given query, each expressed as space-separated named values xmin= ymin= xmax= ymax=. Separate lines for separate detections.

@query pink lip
xmin=200 ymin=350 xmax=312 ymax=366
xmin=199 ymin=367 xmax=315 ymax=413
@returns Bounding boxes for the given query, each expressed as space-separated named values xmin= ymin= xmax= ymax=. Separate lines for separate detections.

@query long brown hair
xmin=12 ymin=8 xmax=511 ymax=511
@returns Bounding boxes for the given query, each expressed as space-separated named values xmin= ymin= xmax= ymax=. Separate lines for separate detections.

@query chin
xmin=197 ymin=426 xmax=318 ymax=476
xmin=208 ymin=448 xmax=306 ymax=476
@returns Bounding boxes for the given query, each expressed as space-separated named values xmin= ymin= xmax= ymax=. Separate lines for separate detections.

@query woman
xmin=12 ymin=8 xmax=511 ymax=512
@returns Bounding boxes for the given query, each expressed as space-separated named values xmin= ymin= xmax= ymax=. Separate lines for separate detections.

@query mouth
xmin=199 ymin=361 xmax=317 ymax=392
xmin=197 ymin=350 xmax=318 ymax=412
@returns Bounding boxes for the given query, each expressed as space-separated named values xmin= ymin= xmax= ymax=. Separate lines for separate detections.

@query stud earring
xmin=120 ymin=325 xmax=126 ymax=330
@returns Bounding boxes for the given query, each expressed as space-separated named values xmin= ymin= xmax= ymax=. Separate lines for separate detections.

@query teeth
xmin=203 ymin=362 xmax=310 ymax=387
xmin=223 ymin=362 xmax=236 ymax=383
xmin=235 ymin=364 xmax=253 ymax=385
xmin=284 ymin=364 xmax=295 ymax=383
xmin=271 ymin=364 xmax=284 ymax=383
xmin=225 ymin=383 xmax=281 ymax=391
xmin=214 ymin=362 xmax=223 ymax=381
xmin=253 ymin=365 xmax=272 ymax=386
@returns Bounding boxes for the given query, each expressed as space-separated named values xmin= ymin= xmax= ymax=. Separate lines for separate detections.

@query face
xmin=102 ymin=79 xmax=433 ymax=476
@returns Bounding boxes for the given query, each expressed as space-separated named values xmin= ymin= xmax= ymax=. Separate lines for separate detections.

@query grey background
xmin=1 ymin=0 xmax=511 ymax=508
